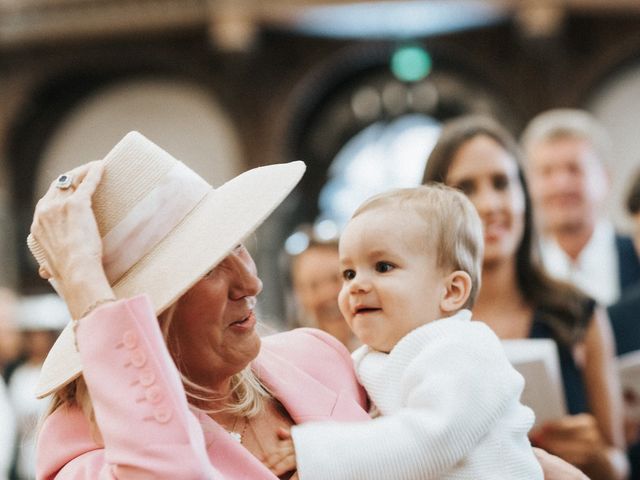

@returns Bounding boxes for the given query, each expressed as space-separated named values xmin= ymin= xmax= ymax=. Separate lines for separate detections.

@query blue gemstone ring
xmin=55 ymin=174 xmax=74 ymax=190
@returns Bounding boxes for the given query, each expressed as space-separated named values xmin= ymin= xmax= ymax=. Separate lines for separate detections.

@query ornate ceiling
xmin=1 ymin=0 xmax=640 ymax=50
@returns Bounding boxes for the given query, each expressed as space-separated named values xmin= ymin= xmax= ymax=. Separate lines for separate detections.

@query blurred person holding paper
xmin=608 ymin=168 xmax=640 ymax=479
xmin=422 ymin=115 xmax=627 ymax=480
xmin=609 ymin=168 xmax=640 ymax=358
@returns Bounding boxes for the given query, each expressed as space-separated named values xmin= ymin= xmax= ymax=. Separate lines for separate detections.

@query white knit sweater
xmin=291 ymin=310 xmax=543 ymax=480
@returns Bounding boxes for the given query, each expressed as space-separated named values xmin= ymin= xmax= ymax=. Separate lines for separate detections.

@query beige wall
xmin=36 ymin=78 xmax=243 ymax=202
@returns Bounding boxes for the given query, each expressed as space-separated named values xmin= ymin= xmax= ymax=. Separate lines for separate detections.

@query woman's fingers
xmin=74 ymin=161 xmax=105 ymax=198
xmin=535 ymin=414 xmax=604 ymax=468
xmin=540 ymin=441 xmax=590 ymax=467
xmin=266 ymin=452 xmax=296 ymax=476
xmin=541 ymin=414 xmax=599 ymax=439
xmin=38 ymin=266 xmax=52 ymax=280
xmin=31 ymin=160 xmax=107 ymax=280
xmin=262 ymin=438 xmax=297 ymax=475
xmin=48 ymin=166 xmax=81 ymax=195
xmin=624 ymin=416 xmax=640 ymax=445
xmin=533 ymin=448 xmax=590 ymax=480
xmin=43 ymin=161 xmax=103 ymax=206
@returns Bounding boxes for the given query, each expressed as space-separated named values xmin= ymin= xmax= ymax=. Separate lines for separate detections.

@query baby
xmin=265 ymin=184 xmax=542 ymax=479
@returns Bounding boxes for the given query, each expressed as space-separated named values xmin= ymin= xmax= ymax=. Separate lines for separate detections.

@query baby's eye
xmin=342 ymin=269 xmax=356 ymax=281
xmin=375 ymin=262 xmax=395 ymax=273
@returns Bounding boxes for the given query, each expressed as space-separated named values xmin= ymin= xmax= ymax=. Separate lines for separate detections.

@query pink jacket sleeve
xmin=37 ymin=296 xmax=370 ymax=480
xmin=37 ymin=295 xmax=219 ymax=480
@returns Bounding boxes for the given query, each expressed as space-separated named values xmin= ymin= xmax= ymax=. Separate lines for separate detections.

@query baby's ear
xmin=440 ymin=270 xmax=472 ymax=313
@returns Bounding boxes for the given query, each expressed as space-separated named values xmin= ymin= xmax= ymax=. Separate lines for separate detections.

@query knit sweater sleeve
xmin=291 ymin=320 xmax=525 ymax=480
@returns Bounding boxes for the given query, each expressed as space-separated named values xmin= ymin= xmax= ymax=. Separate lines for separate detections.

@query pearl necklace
xmin=228 ymin=415 xmax=248 ymax=443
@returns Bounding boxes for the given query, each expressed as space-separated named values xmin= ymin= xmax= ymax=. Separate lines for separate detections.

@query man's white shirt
xmin=540 ymin=220 xmax=619 ymax=306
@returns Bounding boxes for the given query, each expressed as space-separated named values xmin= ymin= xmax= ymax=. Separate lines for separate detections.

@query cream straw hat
xmin=27 ymin=131 xmax=305 ymax=398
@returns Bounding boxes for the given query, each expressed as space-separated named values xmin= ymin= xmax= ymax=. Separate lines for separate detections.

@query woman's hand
xmin=624 ymin=415 xmax=640 ymax=446
xmin=532 ymin=412 xmax=629 ymax=480
xmin=531 ymin=308 xmax=630 ymax=480
xmin=30 ymin=161 xmax=114 ymax=319
xmin=623 ymin=388 xmax=640 ymax=445
xmin=533 ymin=447 xmax=590 ymax=480
xmin=262 ymin=427 xmax=297 ymax=476
xmin=531 ymin=413 xmax=604 ymax=467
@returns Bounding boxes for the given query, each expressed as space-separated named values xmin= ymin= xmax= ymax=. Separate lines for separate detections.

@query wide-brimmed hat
xmin=27 ymin=131 xmax=305 ymax=398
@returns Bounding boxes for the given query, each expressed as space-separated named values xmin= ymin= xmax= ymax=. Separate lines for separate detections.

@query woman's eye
xmin=342 ymin=269 xmax=355 ymax=281
xmin=454 ymin=180 xmax=475 ymax=196
xmin=375 ymin=262 xmax=394 ymax=273
xmin=493 ymin=175 xmax=509 ymax=191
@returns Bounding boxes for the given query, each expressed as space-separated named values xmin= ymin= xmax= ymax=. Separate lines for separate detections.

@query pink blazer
xmin=36 ymin=295 xmax=369 ymax=479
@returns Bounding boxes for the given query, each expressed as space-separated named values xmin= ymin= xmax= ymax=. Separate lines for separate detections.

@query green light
xmin=391 ymin=45 xmax=432 ymax=82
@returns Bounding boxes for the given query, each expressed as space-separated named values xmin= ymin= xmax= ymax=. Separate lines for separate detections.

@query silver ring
xmin=55 ymin=174 xmax=74 ymax=190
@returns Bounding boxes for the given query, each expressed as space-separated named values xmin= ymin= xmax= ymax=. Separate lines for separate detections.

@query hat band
xmin=102 ymin=162 xmax=210 ymax=284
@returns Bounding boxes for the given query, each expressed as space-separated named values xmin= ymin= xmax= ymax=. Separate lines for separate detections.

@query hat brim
xmin=36 ymin=161 xmax=305 ymax=398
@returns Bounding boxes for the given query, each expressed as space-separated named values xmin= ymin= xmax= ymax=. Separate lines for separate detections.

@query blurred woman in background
xmin=422 ymin=115 xmax=628 ymax=480
xmin=286 ymin=226 xmax=357 ymax=351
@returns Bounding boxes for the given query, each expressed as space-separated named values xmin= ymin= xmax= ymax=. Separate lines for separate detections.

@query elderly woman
xmin=32 ymin=132 xmax=586 ymax=479
xmin=422 ymin=115 xmax=628 ymax=480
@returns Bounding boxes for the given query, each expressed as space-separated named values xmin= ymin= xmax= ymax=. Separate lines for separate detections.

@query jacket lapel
xmin=253 ymin=348 xmax=370 ymax=423
xmin=190 ymin=343 xmax=370 ymax=479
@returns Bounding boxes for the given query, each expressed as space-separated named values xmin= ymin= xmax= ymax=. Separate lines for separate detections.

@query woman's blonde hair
xmin=43 ymin=375 xmax=103 ymax=444
xmin=44 ymin=301 xmax=271 ymax=437
xmin=158 ymin=303 xmax=270 ymax=417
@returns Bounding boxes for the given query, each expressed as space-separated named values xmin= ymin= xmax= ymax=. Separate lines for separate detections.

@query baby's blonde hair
xmin=352 ymin=184 xmax=484 ymax=309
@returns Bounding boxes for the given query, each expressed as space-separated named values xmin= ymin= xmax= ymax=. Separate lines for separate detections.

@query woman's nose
xmin=228 ymin=253 xmax=263 ymax=300
xmin=473 ymin=186 xmax=501 ymax=215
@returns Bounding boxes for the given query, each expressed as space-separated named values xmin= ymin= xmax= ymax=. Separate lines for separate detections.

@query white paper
xmin=618 ymin=350 xmax=640 ymax=420
xmin=502 ymin=339 xmax=567 ymax=426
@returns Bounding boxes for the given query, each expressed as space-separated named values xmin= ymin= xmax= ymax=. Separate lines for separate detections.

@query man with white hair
xmin=521 ymin=108 xmax=640 ymax=306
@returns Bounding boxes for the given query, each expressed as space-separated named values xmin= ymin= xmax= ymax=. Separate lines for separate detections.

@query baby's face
xmin=338 ymin=207 xmax=448 ymax=352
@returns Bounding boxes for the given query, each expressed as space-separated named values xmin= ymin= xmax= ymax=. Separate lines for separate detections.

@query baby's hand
xmin=262 ymin=427 xmax=297 ymax=476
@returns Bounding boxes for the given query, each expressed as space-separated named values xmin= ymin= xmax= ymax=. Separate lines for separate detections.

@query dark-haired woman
xmin=422 ymin=115 xmax=628 ymax=480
